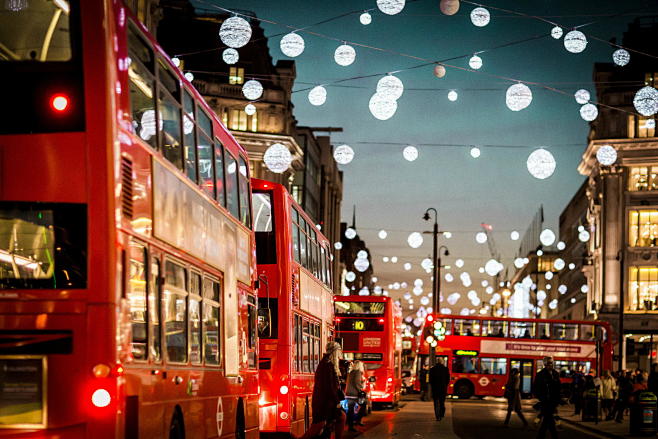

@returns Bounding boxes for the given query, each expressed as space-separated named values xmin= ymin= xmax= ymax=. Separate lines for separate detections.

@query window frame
xmin=188 ymin=269 xmax=203 ymax=365
xmin=163 ymin=258 xmax=189 ymax=364
xmin=202 ymin=275 xmax=222 ymax=367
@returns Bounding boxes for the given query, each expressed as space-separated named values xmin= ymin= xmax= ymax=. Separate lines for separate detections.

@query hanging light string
xmin=329 ymin=141 xmax=583 ymax=149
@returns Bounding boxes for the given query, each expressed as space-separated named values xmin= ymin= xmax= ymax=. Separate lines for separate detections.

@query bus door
xmin=510 ymin=359 xmax=533 ymax=396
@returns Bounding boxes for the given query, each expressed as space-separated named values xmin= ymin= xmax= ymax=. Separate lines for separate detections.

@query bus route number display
xmin=353 ymin=320 xmax=366 ymax=331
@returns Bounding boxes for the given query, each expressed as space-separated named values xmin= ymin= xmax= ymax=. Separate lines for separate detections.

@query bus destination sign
xmin=453 ymin=349 xmax=478 ymax=356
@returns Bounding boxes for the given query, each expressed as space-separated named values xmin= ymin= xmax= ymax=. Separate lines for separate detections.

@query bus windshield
xmin=335 ymin=301 xmax=386 ymax=315
xmin=0 ymin=0 xmax=74 ymax=62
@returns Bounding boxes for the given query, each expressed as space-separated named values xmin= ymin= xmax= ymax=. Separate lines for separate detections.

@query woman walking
xmin=345 ymin=360 xmax=366 ymax=432
xmin=504 ymin=368 xmax=529 ymax=427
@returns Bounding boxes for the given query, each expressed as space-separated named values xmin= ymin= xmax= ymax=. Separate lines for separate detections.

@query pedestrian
xmin=533 ymin=356 xmax=562 ymax=439
xmin=648 ymin=363 xmax=658 ymax=396
xmin=429 ymin=358 xmax=450 ymax=421
xmin=504 ymin=368 xmax=529 ymax=427
xmin=296 ymin=342 xmax=346 ymax=439
xmin=600 ymin=370 xmax=616 ymax=420
xmin=570 ymin=369 xmax=585 ymax=415
xmin=610 ymin=371 xmax=633 ymax=423
xmin=345 ymin=360 xmax=365 ymax=432
xmin=419 ymin=363 xmax=430 ymax=401
xmin=633 ymin=373 xmax=648 ymax=392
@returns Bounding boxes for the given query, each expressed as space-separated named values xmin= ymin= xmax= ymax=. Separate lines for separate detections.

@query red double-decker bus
xmin=416 ymin=314 xmax=613 ymax=399
xmin=0 ymin=2 xmax=259 ymax=437
xmin=251 ymin=179 xmax=335 ymax=437
xmin=334 ymin=296 xmax=403 ymax=407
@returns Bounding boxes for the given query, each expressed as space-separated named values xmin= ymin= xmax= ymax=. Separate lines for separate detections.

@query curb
xmin=559 ymin=417 xmax=626 ymax=439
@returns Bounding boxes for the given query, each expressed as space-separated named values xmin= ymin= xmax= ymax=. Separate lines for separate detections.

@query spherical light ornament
xmin=506 ymin=83 xmax=533 ymax=111
xmin=369 ymin=93 xmax=398 ymax=120
xmin=469 ymin=55 xmax=483 ymax=70
xmin=263 ymin=143 xmax=292 ymax=174
xmin=448 ymin=90 xmax=458 ymax=101
xmin=470 ymin=147 xmax=481 ymax=158
xmin=357 ymin=250 xmax=368 ymax=259
xmin=596 ymin=145 xmax=617 ymax=166
xmin=345 ymin=228 xmax=357 ymax=240
xmin=403 ymin=145 xmax=419 ymax=161
xmin=485 ymin=259 xmax=502 ymax=276
xmin=633 ymin=86 xmax=658 ymax=116
xmin=581 ymin=284 xmax=589 ymax=293
xmin=377 ymin=0 xmax=405 ymax=15
xmin=578 ymin=230 xmax=590 ymax=242
xmin=308 ymin=86 xmax=327 ymax=106
xmin=378 ymin=230 xmax=388 ymax=239
xmin=551 ymin=26 xmax=563 ymax=39
xmin=549 ymin=299 xmax=558 ymax=310
xmin=414 ymin=279 xmax=424 ymax=287
xmin=346 ymin=271 xmax=356 ymax=282
xmin=333 ymin=144 xmax=355 ymax=165
xmin=360 ymin=12 xmax=372 ymax=25
xmin=334 ymin=242 xmax=343 ymax=250
xmin=612 ymin=48 xmax=630 ymax=66
xmin=570 ymin=297 xmax=576 ymax=304
xmin=420 ymin=296 xmax=430 ymax=306
xmin=443 ymin=232 xmax=452 ymax=239
xmin=445 ymin=273 xmax=454 ymax=282
xmin=377 ymin=75 xmax=404 ymax=100
xmin=219 ymin=16 xmax=252 ymax=49
xmin=554 ymin=258 xmax=566 ymax=271
xmin=646 ymin=119 xmax=656 ymax=129
xmin=280 ymin=32 xmax=305 ymax=58
xmin=391 ymin=256 xmax=398 ymax=263
xmin=578 ymin=225 xmax=585 ymax=232
xmin=334 ymin=44 xmax=356 ymax=66
xmin=558 ymin=284 xmax=567 ymax=295
xmin=404 ymin=262 xmax=412 ymax=271
xmin=537 ymin=290 xmax=547 ymax=301
xmin=222 ymin=48 xmax=239 ymax=65
xmin=354 ymin=258 xmax=370 ymax=272
xmin=455 ymin=259 xmax=464 ymax=268
xmin=540 ymin=229 xmax=556 ymax=246
xmin=475 ymin=232 xmax=487 ymax=244
xmin=184 ymin=72 xmax=194 ymax=82
xmin=421 ymin=259 xmax=432 ymax=270
xmin=413 ymin=286 xmax=423 ymax=296
xmin=510 ymin=231 xmax=520 ymax=241
xmin=580 ymin=103 xmax=598 ymax=121
xmin=574 ymin=89 xmax=590 ymax=104
xmin=172 ymin=57 xmax=181 ymax=67
xmin=242 ymin=79 xmax=263 ymax=100
xmin=433 ymin=65 xmax=446 ymax=78
xmin=557 ymin=241 xmax=566 ymax=250
xmin=563 ymin=30 xmax=588 ymax=54
xmin=527 ymin=148 xmax=556 ymax=180
xmin=514 ymin=258 xmax=524 ymax=269
xmin=440 ymin=0 xmax=460 ymax=15
xmin=544 ymin=271 xmax=554 ymax=281
xmin=244 ymin=103 xmax=256 ymax=116
xmin=447 ymin=293 xmax=460 ymax=305
xmin=537 ymin=250 xmax=544 ymax=256
xmin=407 ymin=232 xmax=423 ymax=248
xmin=470 ymin=7 xmax=490 ymax=27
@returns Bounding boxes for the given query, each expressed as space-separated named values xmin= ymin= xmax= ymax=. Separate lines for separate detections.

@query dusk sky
xmin=209 ymin=0 xmax=656 ymax=314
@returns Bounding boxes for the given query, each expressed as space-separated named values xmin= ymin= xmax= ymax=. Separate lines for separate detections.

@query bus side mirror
xmin=257 ymin=308 xmax=272 ymax=338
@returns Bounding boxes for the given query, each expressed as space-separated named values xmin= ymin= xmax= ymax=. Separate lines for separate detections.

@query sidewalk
xmin=557 ymin=405 xmax=636 ymax=439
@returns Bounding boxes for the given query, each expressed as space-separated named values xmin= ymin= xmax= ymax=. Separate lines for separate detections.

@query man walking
xmin=533 ymin=356 xmax=561 ymax=439
xmin=419 ymin=363 xmax=430 ymax=401
xmin=429 ymin=358 xmax=450 ymax=421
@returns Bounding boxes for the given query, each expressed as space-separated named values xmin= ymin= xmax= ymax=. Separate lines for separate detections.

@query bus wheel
xmin=454 ymin=380 xmax=474 ymax=399
xmin=169 ymin=408 xmax=185 ymax=439
xmin=235 ymin=399 xmax=246 ymax=439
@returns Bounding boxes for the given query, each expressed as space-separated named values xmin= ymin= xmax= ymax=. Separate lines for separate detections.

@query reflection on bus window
xmin=128 ymin=240 xmax=147 ymax=361
xmin=510 ymin=321 xmax=535 ymax=338
xmin=164 ymin=261 xmax=187 ymax=363
xmin=551 ymin=323 xmax=578 ymax=340
xmin=452 ymin=356 xmax=479 ymax=373
xmin=480 ymin=358 xmax=507 ymax=375
xmin=481 ymin=320 xmax=507 ymax=337
xmin=537 ymin=323 xmax=550 ymax=339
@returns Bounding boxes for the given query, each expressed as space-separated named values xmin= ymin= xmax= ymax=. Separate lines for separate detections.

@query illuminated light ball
xmin=184 ymin=72 xmax=194 ymax=82
xmin=557 ymin=241 xmax=566 ymax=250
xmin=578 ymin=230 xmax=590 ymax=242
xmin=383 ymin=257 xmax=389 ymax=263
xmin=378 ymin=229 xmax=388 ymax=239
xmin=574 ymin=89 xmax=590 ymax=104
xmin=549 ymin=299 xmax=558 ymax=310
xmin=420 ymin=296 xmax=430 ymax=306
xmin=391 ymin=256 xmax=398 ymax=263
xmin=570 ymin=297 xmax=576 ymax=304
xmin=346 ymin=271 xmax=356 ymax=282
xmin=440 ymin=0 xmax=460 ymax=15
xmin=540 ymin=229 xmax=556 ymax=246
xmin=551 ymin=26 xmax=563 ymax=39
xmin=393 ymin=282 xmax=401 ymax=290
xmin=359 ymin=287 xmax=370 ymax=296
xmin=333 ymin=144 xmax=355 ymax=165
xmin=469 ymin=55 xmax=483 ymax=70
xmin=448 ymin=90 xmax=458 ymax=101
xmin=280 ymin=32 xmax=305 ymax=57
xmin=537 ymin=250 xmax=544 ymax=256
xmin=263 ymin=143 xmax=292 ymax=173
xmin=414 ymin=278 xmax=424 ymax=287
xmin=421 ymin=258 xmax=432 ymax=270
xmin=646 ymin=119 xmax=656 ymax=129
xmin=377 ymin=0 xmax=405 ymax=15
xmin=470 ymin=147 xmax=481 ymax=158
xmin=470 ymin=7 xmax=490 ymax=27
xmin=523 ymin=257 xmax=529 ymax=264
xmin=633 ymin=86 xmax=658 ymax=116
xmin=443 ymin=231 xmax=452 ymax=239
xmin=400 ymin=281 xmax=407 ymax=288
xmin=527 ymin=148 xmax=556 ymax=180
xmin=563 ymin=30 xmax=588 ymax=54
xmin=475 ymin=232 xmax=487 ymax=244
xmin=537 ymin=290 xmax=547 ymax=301
xmin=544 ymin=271 xmax=554 ymax=280
xmin=440 ymin=307 xmax=451 ymax=314
xmin=481 ymin=280 xmax=488 ymax=287
xmin=580 ymin=103 xmax=598 ymax=121
xmin=369 ymin=93 xmax=398 ymax=120
xmin=581 ymin=284 xmax=589 ymax=293
xmin=360 ymin=12 xmax=372 ymax=25
xmin=372 ymin=276 xmax=378 ymax=283
xmin=354 ymin=258 xmax=370 ymax=272
xmin=612 ymin=48 xmax=630 ymax=66
xmin=455 ymin=259 xmax=464 ymax=268
xmin=172 ymin=57 xmax=181 ymax=67
xmin=596 ymin=144 xmax=617 ymax=166
xmin=404 ymin=262 xmax=412 ymax=271
xmin=308 ymin=85 xmax=327 ymax=106
xmin=506 ymin=83 xmax=533 ymax=111
xmin=447 ymin=293 xmax=461 ymax=305
xmin=514 ymin=257 xmax=524 ymax=269
xmin=219 ymin=16 xmax=252 ymax=49
xmin=510 ymin=230 xmax=520 ymax=241
xmin=222 ymin=48 xmax=239 ymax=65
xmin=554 ymin=258 xmax=565 ymax=270
xmin=478 ymin=267 xmax=485 ymax=274
xmin=486 ymin=286 xmax=494 ymax=294
xmin=522 ymin=276 xmax=533 ymax=288
xmin=407 ymin=232 xmax=424 ymax=248
xmin=578 ymin=225 xmax=584 ymax=232
xmin=558 ymin=285 xmax=567 ymax=295
xmin=345 ymin=228 xmax=359 ymax=240
xmin=334 ymin=44 xmax=356 ymax=66
xmin=334 ymin=242 xmax=343 ymax=250
xmin=433 ymin=65 xmax=447 ymax=78
xmin=377 ymin=75 xmax=404 ymax=100
xmin=242 ymin=79 xmax=263 ymax=100
xmin=357 ymin=250 xmax=368 ymax=259
xmin=485 ymin=259 xmax=502 ymax=276
xmin=413 ymin=286 xmax=423 ymax=296
xmin=445 ymin=273 xmax=454 ymax=282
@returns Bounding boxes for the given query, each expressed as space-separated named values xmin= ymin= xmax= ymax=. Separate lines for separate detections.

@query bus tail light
xmin=50 ymin=93 xmax=70 ymax=112
xmin=387 ymin=377 xmax=393 ymax=383
xmin=279 ymin=385 xmax=289 ymax=395
xmin=91 ymin=389 xmax=111 ymax=408
xmin=378 ymin=318 xmax=385 ymax=324
xmin=92 ymin=364 xmax=111 ymax=378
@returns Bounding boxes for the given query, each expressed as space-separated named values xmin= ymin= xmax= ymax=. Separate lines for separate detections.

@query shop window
xmin=628 ymin=266 xmax=658 ymax=311
xmin=628 ymin=167 xmax=658 ymax=191
xmin=629 ymin=210 xmax=658 ymax=247
xmin=229 ymin=67 xmax=244 ymax=85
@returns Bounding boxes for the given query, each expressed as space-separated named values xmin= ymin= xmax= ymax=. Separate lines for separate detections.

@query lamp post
xmin=437 ymin=245 xmax=450 ymax=311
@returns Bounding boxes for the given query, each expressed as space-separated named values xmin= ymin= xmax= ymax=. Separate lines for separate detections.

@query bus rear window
xmin=0 ymin=202 xmax=86 ymax=289
xmin=334 ymin=301 xmax=386 ymax=315
xmin=253 ymin=192 xmax=276 ymax=264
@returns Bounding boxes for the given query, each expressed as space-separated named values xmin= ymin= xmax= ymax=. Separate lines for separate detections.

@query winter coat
xmin=311 ymin=355 xmax=343 ymax=422
xmin=429 ymin=363 xmax=450 ymax=396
